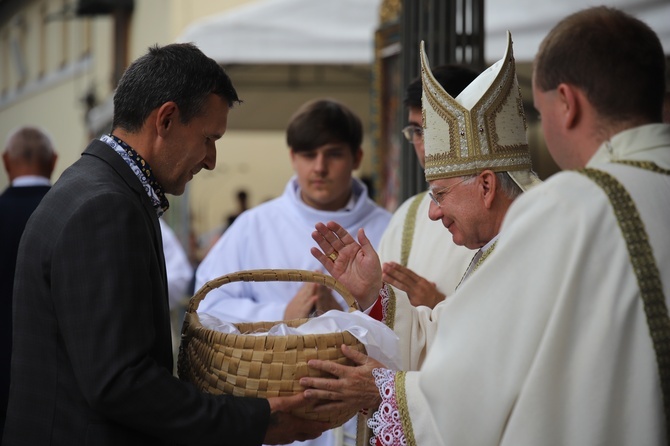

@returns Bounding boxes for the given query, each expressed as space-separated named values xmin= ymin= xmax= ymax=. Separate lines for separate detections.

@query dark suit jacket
xmin=0 ymin=184 xmax=51 ymax=436
xmin=2 ymin=141 xmax=270 ymax=446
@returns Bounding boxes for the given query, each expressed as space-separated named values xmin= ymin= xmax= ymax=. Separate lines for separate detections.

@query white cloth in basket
xmin=199 ymin=310 xmax=402 ymax=370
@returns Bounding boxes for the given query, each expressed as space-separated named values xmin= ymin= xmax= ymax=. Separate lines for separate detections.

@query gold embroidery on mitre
xmin=421 ymin=32 xmax=531 ymax=182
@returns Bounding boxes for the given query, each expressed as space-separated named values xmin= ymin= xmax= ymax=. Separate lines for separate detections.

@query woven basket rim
xmin=178 ymin=269 xmax=365 ymax=425
xmin=187 ymin=269 xmax=359 ymax=314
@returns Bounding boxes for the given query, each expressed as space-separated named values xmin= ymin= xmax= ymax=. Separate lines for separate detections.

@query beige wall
xmin=0 ymin=66 xmax=94 ymax=179
xmin=0 ymin=1 xmax=113 ymax=184
xmin=0 ymin=0 xmax=377 ymax=256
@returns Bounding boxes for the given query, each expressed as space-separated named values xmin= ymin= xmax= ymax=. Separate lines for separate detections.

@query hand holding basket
xmin=178 ymin=269 xmax=366 ymax=427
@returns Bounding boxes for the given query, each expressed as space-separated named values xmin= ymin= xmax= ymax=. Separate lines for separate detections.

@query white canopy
xmin=485 ymin=0 xmax=670 ymax=61
xmin=177 ymin=0 xmax=382 ymax=65
xmin=177 ymin=0 xmax=670 ymax=65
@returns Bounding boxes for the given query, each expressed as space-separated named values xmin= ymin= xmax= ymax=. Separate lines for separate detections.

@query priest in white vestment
xmin=299 ymin=7 xmax=670 ymax=446
xmin=316 ymin=30 xmax=540 ymax=373
xmin=376 ymin=66 xmax=478 ymax=309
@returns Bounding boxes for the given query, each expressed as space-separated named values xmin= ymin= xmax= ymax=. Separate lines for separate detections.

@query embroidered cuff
xmin=368 ymin=368 xmax=406 ymax=446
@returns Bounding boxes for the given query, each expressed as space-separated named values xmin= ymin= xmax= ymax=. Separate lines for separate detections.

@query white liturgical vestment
xmin=369 ymin=124 xmax=670 ymax=445
xmin=195 ymin=176 xmax=390 ymax=323
xmin=195 ymin=176 xmax=390 ymax=446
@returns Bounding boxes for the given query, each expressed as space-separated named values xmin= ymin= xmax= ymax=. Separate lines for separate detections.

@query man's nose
xmin=427 ymin=199 xmax=443 ymax=221
xmin=203 ymin=145 xmax=217 ymax=170
xmin=314 ymin=153 xmax=327 ymax=172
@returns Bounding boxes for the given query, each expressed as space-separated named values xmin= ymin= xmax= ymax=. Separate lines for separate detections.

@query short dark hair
xmin=286 ymin=98 xmax=363 ymax=154
xmin=404 ymin=64 xmax=480 ymax=108
xmin=112 ymin=43 xmax=240 ymax=132
xmin=534 ymin=6 xmax=666 ymax=124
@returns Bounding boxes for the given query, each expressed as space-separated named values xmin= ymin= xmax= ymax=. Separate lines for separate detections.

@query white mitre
xmin=421 ymin=31 xmax=541 ymax=191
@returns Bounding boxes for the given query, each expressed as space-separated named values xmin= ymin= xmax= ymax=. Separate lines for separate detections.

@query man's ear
xmin=352 ymin=147 xmax=363 ymax=170
xmin=288 ymin=148 xmax=299 ymax=171
xmin=155 ymin=102 xmax=179 ymax=136
xmin=2 ymin=151 xmax=9 ymax=172
xmin=43 ymin=153 xmax=58 ymax=179
xmin=556 ymin=83 xmax=580 ymax=130
xmin=479 ymin=170 xmax=497 ymax=209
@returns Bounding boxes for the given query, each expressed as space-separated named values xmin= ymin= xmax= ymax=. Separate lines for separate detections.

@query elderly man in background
xmin=0 ymin=126 xmax=57 ymax=437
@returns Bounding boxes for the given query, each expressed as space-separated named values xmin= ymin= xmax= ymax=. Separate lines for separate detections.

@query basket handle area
xmin=187 ymin=269 xmax=360 ymax=314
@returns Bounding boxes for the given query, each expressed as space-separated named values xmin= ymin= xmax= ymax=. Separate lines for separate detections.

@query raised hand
xmin=382 ymin=261 xmax=446 ymax=308
xmin=310 ymin=221 xmax=383 ymax=310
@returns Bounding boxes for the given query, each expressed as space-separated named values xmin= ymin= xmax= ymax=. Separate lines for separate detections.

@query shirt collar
xmin=481 ymin=233 xmax=499 ymax=253
xmin=292 ymin=177 xmax=359 ymax=212
xmin=100 ymin=134 xmax=170 ymax=217
xmin=587 ymin=123 xmax=670 ymax=168
xmin=11 ymin=175 xmax=51 ymax=187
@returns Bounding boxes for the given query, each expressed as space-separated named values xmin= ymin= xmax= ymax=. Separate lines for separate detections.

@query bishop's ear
xmin=479 ymin=170 xmax=497 ymax=209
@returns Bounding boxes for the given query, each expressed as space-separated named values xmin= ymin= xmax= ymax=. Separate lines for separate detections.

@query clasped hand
xmin=300 ymin=344 xmax=384 ymax=417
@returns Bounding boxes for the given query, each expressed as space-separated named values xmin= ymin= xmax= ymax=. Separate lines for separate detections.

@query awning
xmin=485 ymin=0 xmax=670 ymax=61
xmin=177 ymin=0 xmax=382 ymax=65
xmin=177 ymin=0 xmax=670 ymax=65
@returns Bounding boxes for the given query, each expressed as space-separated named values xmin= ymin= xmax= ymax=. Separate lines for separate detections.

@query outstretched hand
xmin=382 ymin=261 xmax=446 ymax=308
xmin=264 ymin=393 xmax=332 ymax=444
xmin=300 ymin=344 xmax=384 ymax=415
xmin=310 ymin=221 xmax=383 ymax=310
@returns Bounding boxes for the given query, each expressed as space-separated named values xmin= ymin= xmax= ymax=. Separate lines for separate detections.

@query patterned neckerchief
xmin=100 ymin=134 xmax=169 ymax=217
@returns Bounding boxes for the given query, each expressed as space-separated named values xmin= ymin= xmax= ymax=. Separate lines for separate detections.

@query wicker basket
xmin=178 ymin=269 xmax=366 ymax=427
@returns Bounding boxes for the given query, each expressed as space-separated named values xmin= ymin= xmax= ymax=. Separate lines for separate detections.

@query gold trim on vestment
xmin=474 ymin=240 xmax=498 ymax=271
xmin=395 ymin=371 xmax=417 ymax=446
xmin=355 ymin=412 xmax=372 ymax=446
xmin=612 ymin=159 xmax=670 ymax=174
xmin=456 ymin=241 xmax=498 ymax=290
xmin=384 ymin=285 xmax=396 ymax=331
xmin=401 ymin=192 xmax=427 ymax=267
xmin=580 ymin=161 xmax=670 ymax=440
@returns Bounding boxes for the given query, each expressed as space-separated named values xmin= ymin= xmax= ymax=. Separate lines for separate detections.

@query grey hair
xmin=461 ymin=171 xmax=523 ymax=200
xmin=4 ymin=126 xmax=56 ymax=165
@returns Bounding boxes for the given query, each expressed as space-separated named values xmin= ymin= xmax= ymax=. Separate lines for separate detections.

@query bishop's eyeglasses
xmin=428 ymin=177 xmax=470 ymax=207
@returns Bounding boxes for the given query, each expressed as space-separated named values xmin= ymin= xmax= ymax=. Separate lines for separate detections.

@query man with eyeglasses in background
xmin=376 ymin=65 xmax=479 ymax=310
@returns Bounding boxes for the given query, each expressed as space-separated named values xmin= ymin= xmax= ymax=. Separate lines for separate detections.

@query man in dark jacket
xmin=2 ymin=43 xmax=327 ymax=446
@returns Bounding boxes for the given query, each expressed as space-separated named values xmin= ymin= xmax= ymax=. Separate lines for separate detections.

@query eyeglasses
xmin=428 ymin=177 xmax=470 ymax=207
xmin=401 ymin=125 xmax=423 ymax=144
